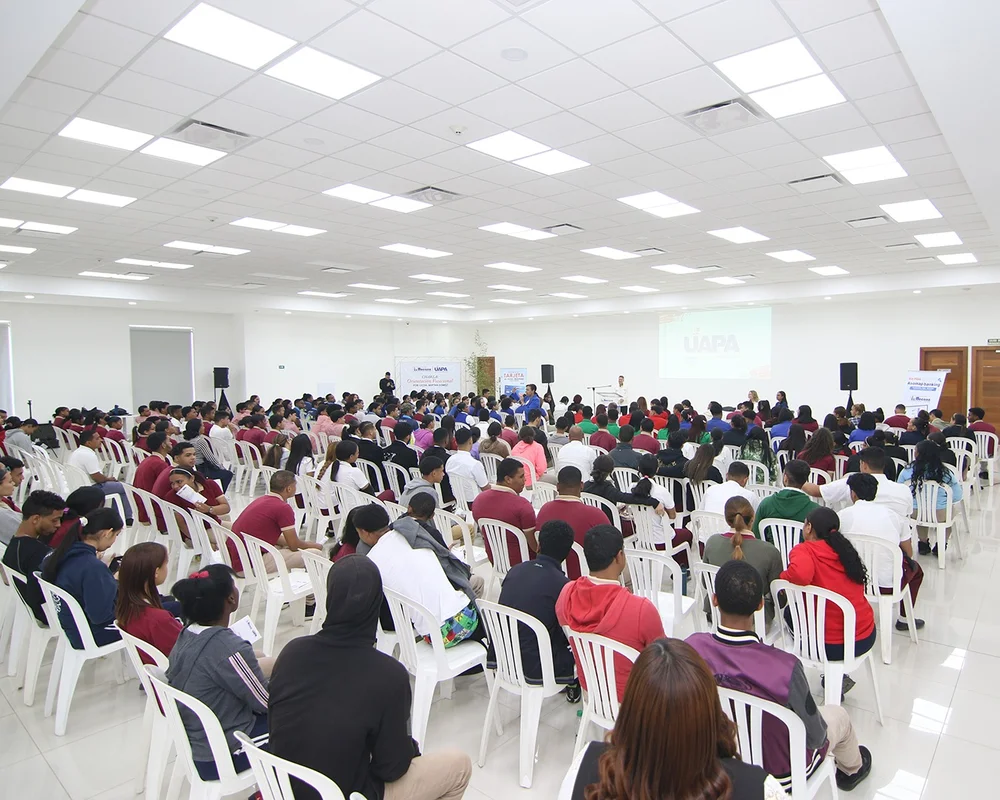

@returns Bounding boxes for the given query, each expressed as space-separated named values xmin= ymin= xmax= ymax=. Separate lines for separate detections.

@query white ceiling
xmin=0 ymin=0 xmax=995 ymax=321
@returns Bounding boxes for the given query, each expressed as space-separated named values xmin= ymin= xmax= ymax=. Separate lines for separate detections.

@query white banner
xmin=498 ymin=367 xmax=528 ymax=397
xmin=901 ymin=370 xmax=947 ymax=413
xmin=396 ymin=360 xmax=462 ymax=395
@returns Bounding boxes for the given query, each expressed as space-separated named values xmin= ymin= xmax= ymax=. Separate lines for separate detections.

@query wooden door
xmin=920 ymin=347 xmax=968 ymax=418
xmin=971 ymin=346 xmax=1000 ymax=421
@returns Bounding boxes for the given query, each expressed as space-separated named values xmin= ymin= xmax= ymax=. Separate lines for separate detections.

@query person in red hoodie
xmin=780 ymin=507 xmax=876 ymax=671
xmin=115 ymin=541 xmax=182 ymax=663
xmin=556 ymin=525 xmax=665 ymax=702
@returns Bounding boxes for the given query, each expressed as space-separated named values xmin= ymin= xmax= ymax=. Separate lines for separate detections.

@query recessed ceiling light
xmin=298 ymin=290 xmax=350 ymax=298
xmin=466 ymin=131 xmax=549 ymax=161
xmin=749 ymin=74 xmax=845 ymax=118
xmin=0 ymin=245 xmax=36 ymax=254
xmin=116 ymin=258 xmax=192 ymax=270
xmin=276 ymin=224 xmax=326 ymax=237
xmin=128 ymin=301 xmax=137 ymax=305
xmin=479 ymin=223 xmax=556 ymax=240
xmin=880 ymin=199 xmax=942 ymax=222
xmin=380 ymin=243 xmax=451 ymax=258
xmin=0 ymin=177 xmax=74 ymax=197
xmin=231 ymin=217 xmax=284 ymax=230
xmin=285 ymin=311 xmax=292 ymax=315
xmin=489 ymin=284 xmax=530 ymax=292
xmin=652 ymin=264 xmax=698 ymax=274
xmin=19 ymin=221 xmax=77 ymax=235
xmin=426 ymin=291 xmax=469 ymax=298
xmin=164 ymin=3 xmax=296 ymax=69
xmin=938 ymin=253 xmax=977 ymax=265
xmin=485 ymin=262 xmax=542 ymax=273
xmin=549 ymin=292 xmax=588 ymax=299
xmin=502 ymin=47 xmax=528 ymax=62
xmin=822 ymin=146 xmax=906 ymax=185
xmin=266 ymin=47 xmax=381 ymax=100
xmin=561 ymin=275 xmax=607 ymax=284
xmin=411 ymin=274 xmax=462 ymax=283
xmin=913 ymin=290 xmax=922 ymax=294
xmin=514 ymin=150 xmax=590 ymax=175
xmin=705 ymin=276 xmax=745 ymax=285
xmin=646 ymin=202 xmax=700 ymax=218
xmin=618 ymin=191 xmax=676 ymax=210
xmin=375 ymin=298 xmax=420 ymax=304
xmin=140 ymin=138 xmax=226 ymax=166
xmin=824 ymin=296 xmax=831 ymax=300
xmin=79 ymin=271 xmax=149 ymax=281
xmin=714 ymin=38 xmax=822 ymax=93
xmin=163 ymin=241 xmax=249 ymax=255
xmin=915 ymin=232 xmax=962 ymax=248
xmin=23 ymin=295 xmax=33 ymax=299
xmin=440 ymin=303 xmax=474 ymax=309
xmin=491 ymin=298 xmax=527 ymax=304
xmin=581 ymin=247 xmax=640 ymax=260
xmin=0 ymin=218 xmax=23 ymax=228
xmin=67 ymin=189 xmax=136 ymax=207
xmin=708 ymin=227 xmax=769 ymax=244
xmin=58 ymin=118 xmax=153 ymax=151
xmin=809 ymin=266 xmax=849 ymax=276
xmin=323 ymin=184 xmax=390 ymax=203
xmin=766 ymin=250 xmax=814 ymax=262
xmin=621 ymin=285 xmax=658 ymax=293
xmin=350 ymin=283 xmax=398 ymax=291
xmin=369 ymin=196 xmax=431 ymax=213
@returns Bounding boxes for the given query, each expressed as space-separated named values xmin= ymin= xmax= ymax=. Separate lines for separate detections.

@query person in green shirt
xmin=578 ymin=405 xmax=598 ymax=435
xmin=751 ymin=459 xmax=819 ymax=542
xmin=607 ymin=408 xmax=621 ymax=438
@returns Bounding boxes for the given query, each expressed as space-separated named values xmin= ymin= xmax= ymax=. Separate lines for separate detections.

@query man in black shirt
xmin=383 ymin=421 xmax=418 ymax=471
xmin=2 ymin=490 xmax=64 ymax=623
xmin=941 ymin=413 xmax=977 ymax=442
xmin=379 ymin=371 xmax=395 ymax=396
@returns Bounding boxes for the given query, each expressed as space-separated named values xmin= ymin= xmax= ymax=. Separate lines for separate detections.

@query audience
xmin=284 ymin=433 xmax=316 ymax=477
xmin=608 ymin=424 xmax=641 ymax=469
xmin=445 ymin=428 xmax=489 ymax=502
xmin=752 ymin=460 xmax=819 ymax=541
xmin=115 ymin=541 xmax=182 ymax=660
xmin=384 ymin=421 xmax=418 ymax=470
xmin=67 ymin=429 xmax=133 ymax=524
xmin=398 ymin=456 xmax=445 ymax=508
xmin=184 ymin=419 xmax=233 ymax=491
xmin=803 ymin=447 xmax=912 ymax=517
xmin=2 ymin=490 xmax=64 ymax=622
xmin=896 ymin=440 xmax=963 ymax=556
xmin=510 ymin=426 xmax=547 ymax=488
xmin=0 ymin=465 xmax=19 ymax=544
xmin=478 ymin=422 xmax=511 ymax=458
xmin=535 ymin=466 xmax=610 ymax=577
xmin=471 ymin=457 xmax=537 ymax=560
xmin=588 ymin=414 xmax=616 ymax=453
xmin=702 ymin=461 xmax=758 ymax=515
xmin=583 ymin=455 xmax=663 ymax=521
xmin=555 ymin=425 xmax=596 ymax=478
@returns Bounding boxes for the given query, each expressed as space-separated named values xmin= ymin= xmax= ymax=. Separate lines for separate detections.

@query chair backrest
xmin=547 ymin=442 xmax=563 ymax=462
xmin=479 ymin=453 xmax=503 ymax=484
xmin=688 ymin=479 xmax=713 ymax=510
xmin=731 ymin=459 xmax=769 ymax=485
xmin=848 ymin=441 xmax=866 ymax=454
xmin=588 ymin=445 xmax=608 ymax=457
xmin=771 ymin=579 xmax=859 ymax=667
xmin=652 ymin=475 xmax=691 ymax=516
xmin=692 ymin=562 xmax=721 ymax=630
xmin=242 ymin=535 xmax=301 ymax=598
xmin=808 ymin=467 xmax=831 ymax=486
xmin=723 ymin=444 xmax=742 ymax=463
xmin=912 ymin=478 xmax=953 ymax=524
xmin=623 ymin=545 xmax=684 ymax=621
xmin=234 ymin=731 xmax=355 ymax=800
xmin=833 ymin=454 xmax=850 ymax=480
xmin=769 ymin=436 xmax=785 ymax=453
xmin=62 ymin=462 xmax=93 ymax=493
xmin=845 ymin=532 xmax=904 ymax=599
xmin=300 ymin=550 xmax=333 ymax=629
xmin=510 ymin=454 xmax=537 ymax=486
xmin=383 ymin=501 xmax=407 ymax=522
xmin=974 ymin=431 xmax=998 ymax=460
xmin=36 ymin=575 xmax=104 ymax=651
xmin=565 ymin=630 xmax=638 ymax=728
xmin=448 ymin=473 xmax=480 ymax=514
xmin=629 ymin=505 xmax=663 ymax=550
xmin=946 ymin=436 xmax=975 ymax=455
xmin=562 ymin=541 xmax=590 ymax=579
xmin=382 ymin=461 xmax=411 ymax=499
xmin=758 ymin=518 xmax=804 ymax=568
xmin=530 ymin=480 xmax=557 ymax=509
xmin=382 ymin=587 xmax=452 ymax=675
xmin=611 ymin=467 xmax=639 ymax=493
xmin=356 ymin=459 xmax=386 ymax=494
xmin=218 ymin=527 xmax=258 ymax=589
xmin=747 ymin=483 xmax=780 ymax=501
xmin=478 ymin=518 xmax=529 ymax=576
xmin=0 ymin=563 xmax=48 ymax=631
xmin=479 ymin=600 xmax=556 ymax=693
xmin=580 ymin=492 xmax=622 ymax=530
xmin=119 ymin=629 xmax=169 ymax=698
xmin=689 ymin=510 xmax=729 ymax=545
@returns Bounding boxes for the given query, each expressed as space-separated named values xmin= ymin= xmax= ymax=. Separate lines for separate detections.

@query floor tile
xmin=922 ymin=733 xmax=997 ymax=800
xmin=0 ymin=755 xmax=70 ymax=800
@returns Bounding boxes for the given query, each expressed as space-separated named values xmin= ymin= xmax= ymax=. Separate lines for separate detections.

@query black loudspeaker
xmin=840 ymin=362 xmax=858 ymax=391
xmin=213 ymin=367 xmax=230 ymax=389
xmin=541 ymin=364 xmax=555 ymax=384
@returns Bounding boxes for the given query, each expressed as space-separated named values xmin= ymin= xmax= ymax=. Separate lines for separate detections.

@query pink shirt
xmin=311 ymin=416 xmax=337 ymax=436
xmin=511 ymin=441 xmax=547 ymax=486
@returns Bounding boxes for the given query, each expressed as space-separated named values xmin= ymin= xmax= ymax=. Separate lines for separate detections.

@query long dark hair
xmin=724 ymin=496 xmax=754 ymax=560
xmin=183 ymin=419 xmax=202 ymax=440
xmin=590 ymin=454 xmax=615 ymax=484
xmin=285 ymin=433 xmax=313 ymax=475
xmin=684 ymin=443 xmax=717 ymax=483
xmin=328 ymin=440 xmax=358 ymax=483
xmin=42 ymin=507 xmax=123 ymax=581
xmin=910 ymin=439 xmax=948 ymax=492
xmin=796 ymin=405 xmax=815 ymax=424
xmin=687 ymin=414 xmax=706 ymax=443
xmin=331 ymin=507 xmax=362 ymax=557
xmin=799 ymin=427 xmax=835 ymax=463
xmin=822 ymin=413 xmax=839 ymax=432
xmin=262 ymin=433 xmax=289 ymax=469
xmin=116 ymin=542 xmax=169 ymax=626
xmin=805 ymin=507 xmax=867 ymax=585
xmin=780 ymin=423 xmax=807 ymax=453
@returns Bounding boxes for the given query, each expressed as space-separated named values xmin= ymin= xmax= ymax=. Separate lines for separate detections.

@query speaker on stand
xmin=213 ymin=367 xmax=230 ymax=411
xmin=840 ymin=362 xmax=858 ymax=409
xmin=541 ymin=364 xmax=555 ymax=403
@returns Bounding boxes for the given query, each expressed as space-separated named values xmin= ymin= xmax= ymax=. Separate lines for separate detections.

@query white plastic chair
xmin=688 ymin=479 xmax=714 ymax=511
xmin=383 ymin=461 xmax=412 ymax=500
xmin=435 ymin=508 xmax=487 ymax=571
xmin=912 ymin=479 xmax=959 ymax=570
xmin=623 ymin=545 xmax=695 ymax=636
xmin=771 ymin=580 xmax=883 ymax=723
xmin=652 ymin=475 xmax=692 ymax=519
xmin=718 ymin=686 xmax=838 ymax=800
xmin=234 ymin=730 xmax=365 ymax=800
xmin=300 ymin=550 xmax=332 ymax=634
xmin=479 ymin=453 xmax=503 ymax=484
xmin=529 ymin=480 xmax=557 ymax=510
xmin=565 ymin=630 xmax=638 ymax=757
xmin=561 ymin=541 xmax=590 ymax=579
xmin=845 ymin=533 xmax=918 ymax=665
xmin=580 ymin=492 xmax=622 ymax=530
xmin=689 ymin=510 xmax=729 ymax=547
xmin=833 ymin=455 xmax=849 ymax=480
xmin=478 ymin=518 xmax=529 ymax=598
xmin=732 ymin=459 xmax=769 ymax=485
xmin=382 ymin=587 xmax=489 ymax=749
xmin=748 ymin=483 xmax=780 ymax=502
xmin=808 ymin=467 xmax=832 ymax=486
xmin=611 ymin=467 xmax=640 ymax=493
xmin=758 ymin=518 xmax=804 ymax=569
xmin=691 ymin=562 xmax=767 ymax=637
xmin=510 ymin=454 xmax=538 ymax=488
xmin=144 ymin=665 xmax=258 ymax=800
xmin=119 ymin=630 xmax=172 ymax=799
xmin=630 ymin=505 xmax=675 ymax=552
xmin=356 ymin=458 xmax=387 ymax=495
xmin=217 ymin=528 xmax=261 ymax=619
xmin=848 ymin=441 xmax=867 ymax=454
xmin=974 ymin=431 xmax=999 ymax=484
xmin=241 ymin=537 xmax=313 ymax=656
xmin=36 ymin=576 xmax=127 ymax=735
xmin=478 ymin=601 xmax=564 ymax=788
xmin=0 ymin=564 xmax=60 ymax=704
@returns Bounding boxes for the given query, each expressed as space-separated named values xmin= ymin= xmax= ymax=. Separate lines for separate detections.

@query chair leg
xmin=573 ymin=706 xmax=593 ymax=758
xmin=902 ymin=593 xmax=919 ymax=644
xmin=165 ymin=761 xmax=185 ymax=800
xmin=44 ymin=639 xmax=64 ymax=717
xmin=410 ymin=671 xmax=436 ymax=751
xmin=7 ymin=606 xmax=26 ymax=678
xmin=146 ymin=718 xmax=172 ymax=800
xmin=824 ymin=665 xmax=844 ymax=707
xmin=867 ymin=656 xmax=884 ymax=725
xmin=290 ymin=597 xmax=306 ymax=628
xmin=937 ymin=527 xmax=946 ymax=570
xmin=518 ymin=689 xmax=545 ymax=788
xmin=249 ymin=583 xmax=262 ymax=624
xmin=878 ymin=599 xmax=893 ymax=666
xmin=439 ymin=678 xmax=454 ymax=700
xmin=54 ymin=651 xmax=85 ymax=736
xmin=478 ymin=679 xmax=503 ymax=768
xmin=135 ymin=701 xmax=153 ymax=794
xmin=262 ymin=595 xmax=281 ymax=658
xmin=23 ymin=629 xmax=52 ymax=705
xmin=0 ymin=600 xmax=13 ymax=665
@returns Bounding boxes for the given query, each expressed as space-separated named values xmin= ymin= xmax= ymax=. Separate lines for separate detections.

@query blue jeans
xmin=198 ymin=463 xmax=233 ymax=492
xmin=98 ymin=481 xmax=132 ymax=523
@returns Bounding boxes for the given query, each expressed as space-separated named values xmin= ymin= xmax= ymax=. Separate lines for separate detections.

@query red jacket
xmin=780 ymin=539 xmax=874 ymax=645
xmin=120 ymin=605 xmax=182 ymax=663
xmin=556 ymin=577 xmax=664 ymax=700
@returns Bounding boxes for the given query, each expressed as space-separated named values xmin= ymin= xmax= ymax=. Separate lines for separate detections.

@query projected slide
xmin=658 ymin=307 xmax=772 ymax=380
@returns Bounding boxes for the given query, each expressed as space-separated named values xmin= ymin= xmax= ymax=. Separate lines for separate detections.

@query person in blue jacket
xmin=41 ymin=506 xmax=123 ymax=648
xmin=515 ymin=383 xmax=546 ymax=417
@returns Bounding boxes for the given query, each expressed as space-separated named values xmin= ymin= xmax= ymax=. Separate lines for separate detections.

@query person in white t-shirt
xmin=556 ymin=426 xmax=597 ymax=478
xmin=325 ymin=440 xmax=374 ymax=494
xmin=838 ymin=473 xmax=923 ymax=631
xmin=208 ymin=411 xmax=235 ymax=441
xmin=702 ymin=462 xmax=759 ymax=515
xmin=627 ymin=454 xmax=677 ymax=547
xmin=67 ymin=429 xmax=132 ymax=523
xmin=445 ymin=428 xmax=488 ymax=503
xmin=803 ymin=447 xmax=912 ymax=517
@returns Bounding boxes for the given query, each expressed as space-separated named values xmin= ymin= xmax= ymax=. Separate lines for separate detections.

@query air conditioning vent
xmin=846 ymin=215 xmax=890 ymax=229
xmin=683 ymin=98 xmax=763 ymax=135
xmin=169 ymin=120 xmax=253 ymax=152
xmin=634 ymin=247 xmax=667 ymax=256
xmin=308 ymin=260 xmax=365 ymax=274
xmin=251 ymin=272 xmax=307 ymax=281
xmin=402 ymin=186 xmax=463 ymax=204
xmin=697 ymin=265 xmax=722 ymax=273
xmin=788 ymin=175 xmax=843 ymax=193
xmin=543 ymin=223 xmax=583 ymax=235
xmin=11 ymin=228 xmax=63 ymax=240
xmin=906 ymin=256 xmax=936 ymax=264
xmin=885 ymin=243 xmax=919 ymax=251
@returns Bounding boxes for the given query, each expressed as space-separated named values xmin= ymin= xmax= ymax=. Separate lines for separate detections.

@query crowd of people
xmin=2 ymin=380 xmax=994 ymax=800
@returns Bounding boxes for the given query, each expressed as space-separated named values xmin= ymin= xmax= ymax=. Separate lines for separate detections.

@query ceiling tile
xmin=268 ymin=122 xmax=358 ymax=156
xmin=197 ymin=99 xmax=294 ymax=138
xmin=891 ymin=135 xmax=950 ymax=161
xmin=800 ymin=126 xmax=883 ymax=158
xmin=333 ymin=142 xmax=413 ymax=171
xmin=85 ymin=0 xmax=192 ymax=36
xmin=655 ymin=138 xmax=730 ymax=167
xmin=831 ymin=54 xmax=913 ymax=100
xmin=366 ymin=0 xmax=510 ymax=48
xmin=368 ymin=127 xmax=455 ymax=159
xmin=585 ymin=26 xmax=701 ymax=88
xmin=396 ymin=52 xmax=506 ymax=105
xmin=78 ymin=94 xmax=182 ymax=135
xmin=520 ymin=60 xmax=625 ymax=108
xmin=514 ymin=112 xmax=604 ymax=149
xmin=574 ymin=91 xmax=663 ymax=132
xmin=58 ymin=13 xmax=154 ymax=67
xmin=307 ymin=104 xmax=400 ymax=140
xmin=311 ymin=10 xmax=442 ymax=77
xmin=346 ymin=81 xmax=450 ymax=125
xmin=740 ymin=141 xmax=814 ymax=169
xmin=38 ymin=136 xmax=130 ymax=166
xmin=12 ymin=79 xmax=90 ymax=116
xmin=224 ymin=75 xmax=334 ymax=120
xmin=709 ymin=122 xmax=794 ymax=154
xmin=131 ymin=40 xmax=254 ymax=96
xmin=23 ymin=151 xmax=108 ymax=179
xmin=855 ymin=86 xmax=929 ymax=125
xmin=103 ymin=70 xmax=215 ymax=117
xmin=409 ymin=108 xmax=506 ymax=147
xmin=636 ymin=0 xmax=726 ymax=22
xmin=874 ymin=113 xmax=941 ymax=145
xmin=451 ymin=18 xmax=575 ymax=80
xmin=563 ymin=134 xmax=642 ymax=164
xmin=777 ymin=103 xmax=868 ymax=140
xmin=462 ymin=85 xmax=561 ymax=127
xmin=775 ymin=0 xmax=877 ymax=32
xmin=601 ymin=152 xmax=673 ymax=179
xmin=667 ymin=0 xmax=795 ymax=61
xmin=522 ymin=0 xmax=658 ymax=55
xmin=210 ymin=0 xmax=355 ymax=41
xmin=237 ymin=140 xmax=321 ymax=169
xmin=31 ymin=49 xmax=120 ymax=93
xmin=637 ymin=66 xmax=738 ymax=115
xmin=387 ymin=160 xmax=462 ymax=186
xmin=804 ymin=12 xmax=898 ymax=71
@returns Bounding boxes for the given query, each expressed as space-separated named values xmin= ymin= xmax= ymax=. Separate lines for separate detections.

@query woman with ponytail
xmin=116 ymin=542 xmax=181 ymax=661
xmin=42 ymin=507 xmax=123 ymax=648
xmin=781 ymin=507 xmax=875 ymax=661
xmin=703 ymin=497 xmax=782 ymax=625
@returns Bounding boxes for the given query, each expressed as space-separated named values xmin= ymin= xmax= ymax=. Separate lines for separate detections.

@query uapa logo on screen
xmin=684 ymin=333 xmax=741 ymax=353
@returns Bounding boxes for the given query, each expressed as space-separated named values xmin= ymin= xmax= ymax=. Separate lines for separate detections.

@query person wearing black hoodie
xmin=267 ymin=555 xmax=472 ymax=800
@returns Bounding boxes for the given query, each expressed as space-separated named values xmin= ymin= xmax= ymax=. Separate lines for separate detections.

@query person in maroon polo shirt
xmin=471 ymin=457 xmax=536 ymax=566
xmin=589 ymin=414 xmax=617 ymax=453
xmin=633 ymin=418 xmax=660 ymax=456
xmin=132 ymin=432 xmax=171 ymax=525
xmin=535 ymin=466 xmax=609 ymax=579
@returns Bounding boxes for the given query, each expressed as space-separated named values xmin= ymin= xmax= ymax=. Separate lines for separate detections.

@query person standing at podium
xmin=616 ymin=375 xmax=628 ymax=405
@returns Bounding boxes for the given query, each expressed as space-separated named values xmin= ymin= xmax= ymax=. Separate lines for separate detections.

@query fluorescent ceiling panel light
xmin=79 ymin=271 xmax=148 ymax=281
xmin=489 ymin=284 xmax=530 ymax=292
xmin=116 ymin=258 xmax=192 ymax=269
xmin=880 ymin=199 xmax=942 ymax=222
xmin=843 ymin=163 xmax=907 ymax=184
xmin=349 ymin=283 xmax=398 ymax=290
xmin=440 ymin=303 xmax=474 ymax=309
xmin=708 ymin=227 xmax=769 ymax=243
xmin=549 ymin=292 xmax=588 ymax=299
xmin=561 ymin=275 xmax=608 ymax=284
xmin=915 ymin=232 xmax=962 ymax=248
xmin=411 ymin=274 xmax=462 ymax=283
xmin=58 ymin=118 xmax=152 ymax=151
xmin=581 ymin=247 xmax=640 ymax=260
xmin=20 ymin=222 xmax=77 ymax=234
xmin=0 ymin=218 xmax=23 ymax=228
xmin=323 ymin=184 xmax=389 ymax=203
xmin=823 ymin=146 xmax=908 ymax=185
xmin=621 ymin=285 xmax=658 ymax=293
xmin=67 ymin=189 xmax=136 ymax=207
xmin=375 ymin=298 xmax=419 ymax=304
xmin=481 ymin=222 xmax=531 ymax=235
xmin=380 ymin=243 xmax=451 ymax=258
xmin=766 ymin=249 xmax=814 ymax=262
xmin=141 ymin=138 xmax=226 ymax=166
xmin=163 ymin=241 xmax=249 ymax=255
xmin=231 ymin=217 xmax=283 ymax=230
xmin=426 ymin=291 xmax=469 ymax=298
xmin=809 ymin=266 xmax=849 ymax=276
xmin=164 ymin=3 xmax=295 ymax=69
xmin=514 ymin=150 xmax=590 ymax=175
xmin=705 ymin=276 xmax=745 ymax=285
xmin=646 ymin=202 xmax=700 ymax=218
xmin=0 ymin=177 xmax=74 ymax=197
xmin=0 ymin=263 xmax=6 ymax=269
xmin=266 ymin=47 xmax=380 ymax=100
xmin=485 ymin=262 xmax=541 ymax=273
xmin=509 ymin=228 xmax=556 ymax=240
xmin=749 ymin=74 xmax=845 ymax=118
xmin=491 ymin=298 xmax=527 ymax=304
xmin=938 ymin=253 xmax=977 ymax=265
xmin=0 ymin=245 xmax=36 ymax=254
xmin=715 ymin=38 xmax=821 ymax=93
xmin=368 ymin=196 xmax=431 ymax=213
xmin=618 ymin=191 xmax=677 ymax=210
xmin=299 ymin=291 xmax=350 ymax=298
xmin=652 ymin=264 xmax=698 ymax=274
xmin=466 ymin=131 xmax=549 ymax=161
xmin=276 ymin=224 xmax=325 ymax=236
xmin=251 ymin=272 xmax=307 ymax=281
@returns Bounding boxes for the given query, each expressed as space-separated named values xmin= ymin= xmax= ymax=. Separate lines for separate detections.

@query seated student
xmin=738 ymin=425 xmax=778 ymax=483
xmin=752 ymin=459 xmax=819 ymax=542
xmin=445 ymin=428 xmax=489 ymax=501
xmin=133 ymin=419 xmax=156 ymax=452
xmin=67 ymin=429 xmax=133 ymax=524
xmin=472 ymin=457 xmax=537 ymax=560
xmin=703 ymin=460 xmax=758 ymax=515
xmin=165 ymin=467 xmax=230 ymax=527
xmin=493 ymin=520 xmax=581 ymax=702
xmin=577 ymin=406 xmax=597 ymax=435
xmin=262 ymin=433 xmax=290 ymax=470
xmin=608 ymin=424 xmax=641 ymax=469
xmin=794 ymin=405 xmax=819 ymax=433
xmin=583 ymin=455 xmax=663 ymax=523
xmin=547 ymin=415 xmax=572 ymax=446
xmin=770 ymin=408 xmax=795 ymax=438
xmin=968 ymin=405 xmax=997 ymax=440
xmin=703 ymin=497 xmax=782 ymax=626
xmin=803 ymin=447 xmax=913 ymax=518
xmin=897 ymin=439 xmax=963 ymax=556
xmin=556 ymin=525 xmax=665 ymax=702
xmin=884 ymin=404 xmax=910 ymax=429
xmin=722 ymin=413 xmax=749 ymax=447
xmin=849 ymin=411 xmax=878 ymax=443
xmin=510 ymin=426 xmax=547 ymax=488
xmin=684 ymin=443 xmax=724 ymax=486
xmin=2 ymin=490 xmax=64 ymax=623
xmin=900 ymin=415 xmax=930 ymax=446
xmin=383 ymin=421 xmax=418 ymax=470
xmin=358 ymin=504 xmax=484 ymax=648
xmin=48 ymin=486 xmax=105 ymax=549
xmin=0 ymin=465 xmax=19 ymax=545
xmin=330 ymin=507 xmax=362 ymax=562
xmin=797 ymin=427 xmax=838 ymax=476
xmin=535 ymin=467 xmax=611 ymax=577
xmin=479 ymin=422 xmax=511 ymax=459
xmin=183 ymin=419 xmax=233 ymax=492
xmin=656 ymin=429 xmax=688 ymax=477
xmin=704 ymin=401 xmax=731 ymax=433
xmin=115 ymin=541 xmax=182 ymax=661
xmin=500 ymin=414 xmax=520 ymax=448
xmin=941 ymin=412 xmax=977 ymax=442
xmin=628 ymin=453 xmax=684 ymax=548
xmin=555 ymin=425 xmax=596 ymax=478
xmin=688 ymin=561 xmax=872 ymax=792
xmin=398 ymin=455 xmax=445 ymax=509
xmin=41 ymin=507 xmax=124 ymax=648
xmin=588 ymin=414 xmax=617 ymax=453
xmin=3 ymin=417 xmax=35 ymax=453
xmin=845 ymin=430 xmax=906 ymax=479
xmin=268 ymin=556 xmax=472 ymax=800
xmin=777 ymin=423 xmax=808 ymax=456
xmin=167 ymin=565 xmax=270 ymax=781
xmin=282 ymin=434 xmax=315 ymax=478
xmin=631 ymin=418 xmax=659 ymax=456
xmin=323 ymin=440 xmax=379 ymax=496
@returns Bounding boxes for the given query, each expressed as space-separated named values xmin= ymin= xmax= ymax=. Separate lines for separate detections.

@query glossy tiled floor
xmin=4 ymin=485 xmax=1000 ymax=800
